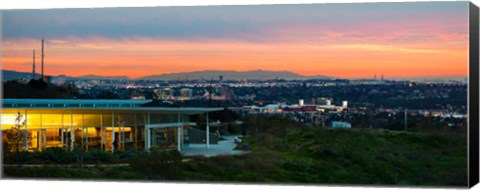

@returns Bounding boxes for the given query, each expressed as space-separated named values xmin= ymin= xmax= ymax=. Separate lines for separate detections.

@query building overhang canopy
xmin=2 ymin=99 xmax=224 ymax=115
xmin=2 ymin=107 xmax=224 ymax=115
xmin=3 ymin=99 xmax=153 ymax=108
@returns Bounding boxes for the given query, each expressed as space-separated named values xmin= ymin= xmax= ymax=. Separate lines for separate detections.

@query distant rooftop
xmin=2 ymin=99 xmax=152 ymax=108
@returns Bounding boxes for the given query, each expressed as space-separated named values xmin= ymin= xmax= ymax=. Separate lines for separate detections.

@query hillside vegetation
xmin=3 ymin=115 xmax=467 ymax=187
xmin=180 ymin=115 xmax=467 ymax=186
xmin=3 ymin=80 xmax=84 ymax=99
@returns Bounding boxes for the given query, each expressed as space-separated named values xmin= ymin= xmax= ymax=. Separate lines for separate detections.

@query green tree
xmin=3 ymin=112 xmax=28 ymax=166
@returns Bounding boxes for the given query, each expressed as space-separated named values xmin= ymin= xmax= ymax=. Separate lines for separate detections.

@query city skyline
xmin=2 ymin=2 xmax=469 ymax=79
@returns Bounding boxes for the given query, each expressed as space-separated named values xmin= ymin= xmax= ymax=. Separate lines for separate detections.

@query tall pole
xmin=41 ymin=39 xmax=44 ymax=79
xmin=32 ymin=49 xmax=35 ymax=80
xmin=404 ymin=108 xmax=408 ymax=131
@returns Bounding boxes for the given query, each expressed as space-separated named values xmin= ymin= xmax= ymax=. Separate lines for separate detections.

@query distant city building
xmin=180 ymin=88 xmax=193 ymax=98
xmin=299 ymin=99 xmax=304 ymax=106
xmin=52 ymin=75 xmax=67 ymax=85
xmin=131 ymin=95 xmax=146 ymax=100
xmin=211 ymin=95 xmax=227 ymax=101
xmin=263 ymin=104 xmax=281 ymax=113
xmin=332 ymin=121 xmax=352 ymax=128
xmin=326 ymin=99 xmax=332 ymax=106
xmin=342 ymin=101 xmax=348 ymax=108
xmin=315 ymin=98 xmax=333 ymax=106
xmin=154 ymin=88 xmax=174 ymax=100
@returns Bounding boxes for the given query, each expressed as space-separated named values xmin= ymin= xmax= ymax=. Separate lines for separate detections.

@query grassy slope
xmin=3 ymin=118 xmax=467 ymax=186
xmin=180 ymin=127 xmax=467 ymax=186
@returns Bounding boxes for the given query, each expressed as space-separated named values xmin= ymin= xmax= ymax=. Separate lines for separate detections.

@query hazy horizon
xmin=2 ymin=2 xmax=469 ymax=78
xmin=2 ymin=68 xmax=468 ymax=81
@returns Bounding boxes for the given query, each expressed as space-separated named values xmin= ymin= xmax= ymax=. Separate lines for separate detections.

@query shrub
xmin=128 ymin=150 xmax=182 ymax=180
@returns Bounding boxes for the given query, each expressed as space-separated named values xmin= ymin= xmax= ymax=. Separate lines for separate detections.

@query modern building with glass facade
xmin=1 ymin=99 xmax=223 ymax=152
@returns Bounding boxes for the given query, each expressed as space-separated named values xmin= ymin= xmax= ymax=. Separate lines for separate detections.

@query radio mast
xmin=32 ymin=49 xmax=36 ymax=79
xmin=41 ymin=38 xmax=45 ymax=79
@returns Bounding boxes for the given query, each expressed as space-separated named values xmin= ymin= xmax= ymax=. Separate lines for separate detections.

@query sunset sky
xmin=1 ymin=2 xmax=469 ymax=79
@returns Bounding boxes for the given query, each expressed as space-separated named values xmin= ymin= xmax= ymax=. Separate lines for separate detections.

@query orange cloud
xmin=2 ymin=36 xmax=468 ymax=79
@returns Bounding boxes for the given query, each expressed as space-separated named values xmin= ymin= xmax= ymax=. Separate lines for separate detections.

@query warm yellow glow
xmin=1 ymin=114 xmax=20 ymax=127
xmin=106 ymin=128 xmax=132 ymax=132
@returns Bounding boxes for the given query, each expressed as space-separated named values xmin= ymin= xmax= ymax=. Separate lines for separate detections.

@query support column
xmin=146 ymin=127 xmax=151 ymax=151
xmin=206 ymin=112 xmax=210 ymax=149
xmin=25 ymin=109 xmax=28 ymax=151
xmin=177 ymin=113 xmax=181 ymax=152
xmin=61 ymin=113 xmax=64 ymax=148
xmin=144 ymin=114 xmax=147 ymax=151
xmin=70 ymin=111 xmax=74 ymax=151
xmin=40 ymin=112 xmax=43 ymax=150
xmin=120 ymin=115 xmax=124 ymax=150
xmin=81 ymin=113 xmax=86 ymax=151
xmin=111 ymin=112 xmax=115 ymax=153
xmin=145 ymin=112 xmax=150 ymax=152
xmin=86 ymin=118 xmax=89 ymax=152
xmin=134 ymin=114 xmax=138 ymax=150
xmin=100 ymin=113 xmax=104 ymax=151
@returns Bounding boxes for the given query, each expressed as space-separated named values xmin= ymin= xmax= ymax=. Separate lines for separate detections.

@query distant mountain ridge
xmin=2 ymin=69 xmax=466 ymax=82
xmin=3 ymin=70 xmax=38 ymax=81
xmin=2 ymin=69 xmax=332 ymax=81
xmin=139 ymin=70 xmax=332 ymax=80
xmin=2 ymin=70 xmax=131 ymax=81
xmin=76 ymin=75 xmax=131 ymax=80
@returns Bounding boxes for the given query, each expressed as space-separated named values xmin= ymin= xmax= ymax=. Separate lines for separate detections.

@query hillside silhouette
xmin=3 ymin=80 xmax=85 ymax=99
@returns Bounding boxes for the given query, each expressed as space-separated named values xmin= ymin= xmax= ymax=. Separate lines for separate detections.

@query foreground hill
xmin=2 ymin=115 xmax=467 ymax=186
xmin=181 ymin=115 xmax=467 ymax=186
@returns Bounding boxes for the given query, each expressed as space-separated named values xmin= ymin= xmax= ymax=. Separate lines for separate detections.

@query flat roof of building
xmin=1 ymin=99 xmax=224 ymax=115
xmin=3 ymin=99 xmax=152 ymax=107
xmin=2 ymin=107 xmax=224 ymax=115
